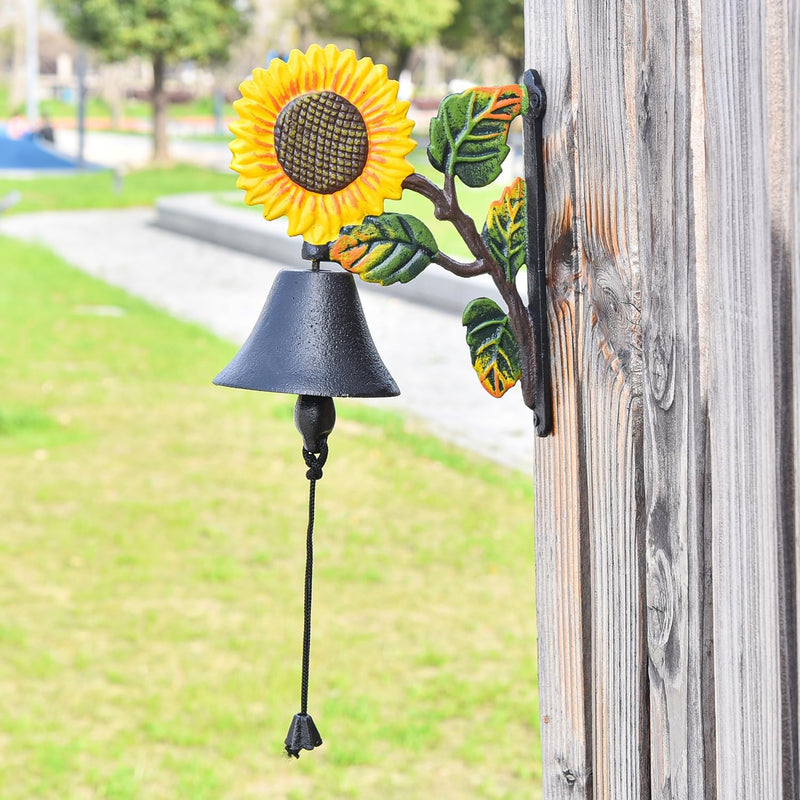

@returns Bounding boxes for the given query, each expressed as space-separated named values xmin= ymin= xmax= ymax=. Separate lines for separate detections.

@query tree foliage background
xmin=297 ymin=0 xmax=457 ymax=78
xmin=297 ymin=0 xmax=523 ymax=81
xmin=52 ymin=0 xmax=250 ymax=160
xmin=442 ymin=0 xmax=525 ymax=79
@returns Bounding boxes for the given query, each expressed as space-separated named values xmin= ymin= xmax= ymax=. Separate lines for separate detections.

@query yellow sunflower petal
xmin=304 ymin=44 xmax=329 ymax=92
xmin=330 ymin=49 xmax=369 ymax=97
xmin=321 ymin=193 xmax=344 ymax=220
xmin=260 ymin=182 xmax=295 ymax=216
xmin=364 ymin=101 xmax=413 ymax=130
xmin=285 ymin=190 xmax=320 ymax=237
xmin=229 ymin=44 xmax=416 ymax=245
xmin=359 ymin=88 xmax=402 ymax=120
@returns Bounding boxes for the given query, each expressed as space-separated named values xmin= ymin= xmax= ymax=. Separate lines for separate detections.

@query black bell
xmin=214 ymin=260 xmax=399 ymax=758
xmin=213 ymin=267 xmax=399 ymax=399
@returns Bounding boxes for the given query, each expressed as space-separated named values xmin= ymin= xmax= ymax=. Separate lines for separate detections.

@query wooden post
xmin=525 ymin=0 xmax=799 ymax=797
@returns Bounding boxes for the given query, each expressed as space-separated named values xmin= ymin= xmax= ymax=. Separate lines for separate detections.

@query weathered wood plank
xmin=570 ymin=1 xmax=648 ymax=796
xmin=636 ymin=1 xmax=715 ymax=797
xmin=528 ymin=0 xmax=649 ymax=796
xmin=792 ymin=0 xmax=800 ymax=787
xmin=582 ymin=349 xmax=646 ymax=800
xmin=702 ymin=0 xmax=785 ymax=795
xmin=526 ymin=3 xmax=592 ymax=796
xmin=685 ymin=5 xmax=720 ymax=799
xmin=765 ymin=2 xmax=799 ymax=796
xmin=527 ymin=1 xmax=799 ymax=797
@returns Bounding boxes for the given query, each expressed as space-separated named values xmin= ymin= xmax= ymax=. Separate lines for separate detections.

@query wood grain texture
xmin=702 ymin=0 xmax=785 ymax=796
xmin=637 ymin=1 xmax=715 ymax=797
xmin=526 ymin=3 xmax=592 ymax=797
xmin=527 ymin=0 xmax=649 ymax=797
xmin=792 ymin=0 xmax=800 ymax=787
xmin=571 ymin=2 xmax=648 ymax=797
xmin=526 ymin=1 xmax=798 ymax=797
xmin=765 ymin=2 xmax=799 ymax=796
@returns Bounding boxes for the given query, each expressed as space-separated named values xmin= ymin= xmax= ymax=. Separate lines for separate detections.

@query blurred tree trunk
xmin=151 ymin=52 xmax=169 ymax=163
xmin=10 ymin=0 xmax=26 ymax=110
xmin=103 ymin=63 xmax=125 ymax=130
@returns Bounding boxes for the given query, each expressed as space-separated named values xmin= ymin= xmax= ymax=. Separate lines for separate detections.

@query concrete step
xmin=154 ymin=192 xmax=508 ymax=317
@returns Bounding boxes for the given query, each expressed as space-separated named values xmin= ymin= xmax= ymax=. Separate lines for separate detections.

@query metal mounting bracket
xmin=522 ymin=69 xmax=553 ymax=438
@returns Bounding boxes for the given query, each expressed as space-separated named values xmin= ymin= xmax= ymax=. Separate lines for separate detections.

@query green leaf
xmin=482 ymin=177 xmax=527 ymax=282
xmin=428 ymin=84 xmax=525 ymax=187
xmin=462 ymin=298 xmax=521 ymax=398
xmin=330 ymin=213 xmax=439 ymax=286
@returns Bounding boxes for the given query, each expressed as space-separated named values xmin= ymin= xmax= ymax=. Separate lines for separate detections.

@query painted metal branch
xmin=402 ymin=170 xmax=538 ymax=409
xmin=433 ymin=252 xmax=488 ymax=278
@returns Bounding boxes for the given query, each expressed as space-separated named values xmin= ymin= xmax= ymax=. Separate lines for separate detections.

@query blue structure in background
xmin=0 ymin=131 xmax=91 ymax=170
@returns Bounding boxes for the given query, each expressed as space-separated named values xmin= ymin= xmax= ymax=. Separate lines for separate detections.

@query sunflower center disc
xmin=274 ymin=91 xmax=369 ymax=194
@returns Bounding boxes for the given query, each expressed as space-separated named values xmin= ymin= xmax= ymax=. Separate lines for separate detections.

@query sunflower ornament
xmin=229 ymin=44 xmax=416 ymax=244
xmin=219 ymin=50 xmax=550 ymax=760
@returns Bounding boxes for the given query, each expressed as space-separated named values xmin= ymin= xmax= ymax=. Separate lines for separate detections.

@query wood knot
xmin=549 ymin=213 xmax=575 ymax=303
xmin=555 ymin=755 xmax=582 ymax=790
xmin=646 ymin=547 xmax=675 ymax=655
xmin=648 ymin=332 xmax=675 ymax=409
xmin=587 ymin=255 xmax=641 ymax=379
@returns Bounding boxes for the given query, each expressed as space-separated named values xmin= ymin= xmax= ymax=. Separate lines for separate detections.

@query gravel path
xmin=2 ymin=208 xmax=534 ymax=473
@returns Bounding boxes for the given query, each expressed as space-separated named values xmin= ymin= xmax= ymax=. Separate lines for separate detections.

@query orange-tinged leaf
xmin=470 ymin=85 xmax=525 ymax=120
xmin=428 ymin=84 xmax=526 ymax=187
xmin=330 ymin=213 xmax=438 ymax=286
xmin=334 ymin=241 xmax=369 ymax=270
xmin=462 ymin=298 xmax=521 ymax=398
xmin=483 ymin=178 xmax=527 ymax=282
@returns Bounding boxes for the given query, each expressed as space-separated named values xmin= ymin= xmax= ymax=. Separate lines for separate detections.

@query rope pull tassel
xmin=283 ymin=400 xmax=333 ymax=758
xmin=285 ymin=712 xmax=323 ymax=758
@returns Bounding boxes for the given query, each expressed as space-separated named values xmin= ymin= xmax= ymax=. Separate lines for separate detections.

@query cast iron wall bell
xmin=214 ymin=244 xmax=399 ymax=400
xmin=219 ymin=43 xmax=553 ymax=759
xmin=214 ymin=244 xmax=398 ymax=758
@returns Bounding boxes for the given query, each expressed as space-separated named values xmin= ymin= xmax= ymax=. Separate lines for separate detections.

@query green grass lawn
xmin=0 ymin=236 xmax=540 ymax=799
xmin=0 ymin=150 xmax=501 ymax=262
xmin=0 ymin=131 xmax=508 ymax=261
xmin=36 ymin=96 xmax=222 ymax=121
xmin=0 ymin=81 xmax=230 ymax=123
xmin=0 ymin=164 xmax=237 ymax=215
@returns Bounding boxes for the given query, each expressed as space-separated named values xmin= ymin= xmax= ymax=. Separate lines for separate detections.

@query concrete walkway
xmin=154 ymin=192 xmax=507 ymax=316
xmin=2 ymin=208 xmax=534 ymax=473
xmin=53 ymin=129 xmax=233 ymax=172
